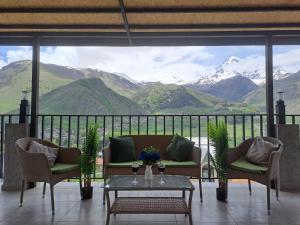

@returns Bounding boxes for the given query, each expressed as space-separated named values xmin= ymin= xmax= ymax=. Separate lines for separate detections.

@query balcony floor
xmin=0 ymin=181 xmax=300 ymax=225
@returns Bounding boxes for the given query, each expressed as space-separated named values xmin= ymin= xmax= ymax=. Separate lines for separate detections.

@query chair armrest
xmin=267 ymin=144 xmax=283 ymax=180
xmin=18 ymin=151 xmax=52 ymax=182
xmin=227 ymin=139 xmax=253 ymax=164
xmin=227 ymin=148 xmax=242 ymax=164
xmin=102 ymin=146 xmax=111 ymax=166
xmin=56 ymin=147 xmax=81 ymax=164
xmin=191 ymin=146 xmax=201 ymax=165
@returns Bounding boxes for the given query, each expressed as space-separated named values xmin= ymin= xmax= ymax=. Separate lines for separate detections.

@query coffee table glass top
xmin=104 ymin=175 xmax=194 ymax=191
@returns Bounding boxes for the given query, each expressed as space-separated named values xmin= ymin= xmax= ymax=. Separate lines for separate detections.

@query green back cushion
xmin=109 ymin=137 xmax=136 ymax=163
xmin=166 ymin=134 xmax=194 ymax=161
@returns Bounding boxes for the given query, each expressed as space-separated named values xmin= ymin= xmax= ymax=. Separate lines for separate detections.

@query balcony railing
xmin=1 ymin=113 xmax=300 ymax=179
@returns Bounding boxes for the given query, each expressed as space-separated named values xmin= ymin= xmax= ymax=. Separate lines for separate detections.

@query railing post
xmin=30 ymin=36 xmax=40 ymax=137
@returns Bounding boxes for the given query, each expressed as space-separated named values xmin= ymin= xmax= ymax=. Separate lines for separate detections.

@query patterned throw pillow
xmin=27 ymin=141 xmax=59 ymax=167
xmin=166 ymin=134 xmax=195 ymax=162
xmin=109 ymin=137 xmax=136 ymax=163
xmin=246 ymin=137 xmax=278 ymax=165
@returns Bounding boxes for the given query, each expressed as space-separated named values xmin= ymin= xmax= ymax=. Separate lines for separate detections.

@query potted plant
xmin=80 ymin=124 xmax=99 ymax=199
xmin=208 ymin=121 xmax=228 ymax=201
xmin=139 ymin=146 xmax=160 ymax=181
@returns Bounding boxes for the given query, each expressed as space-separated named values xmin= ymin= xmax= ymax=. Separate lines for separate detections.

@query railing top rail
xmin=33 ymin=113 xmax=269 ymax=117
xmin=1 ymin=113 xmax=300 ymax=116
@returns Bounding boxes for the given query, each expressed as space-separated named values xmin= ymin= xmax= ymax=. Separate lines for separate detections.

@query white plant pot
xmin=144 ymin=165 xmax=153 ymax=181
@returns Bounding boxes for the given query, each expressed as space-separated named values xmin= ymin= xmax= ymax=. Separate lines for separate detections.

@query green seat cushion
xmin=109 ymin=137 xmax=136 ymax=163
xmin=51 ymin=163 xmax=79 ymax=174
xmin=107 ymin=160 xmax=197 ymax=168
xmin=230 ymin=158 xmax=267 ymax=174
xmin=166 ymin=134 xmax=194 ymax=162
xmin=108 ymin=160 xmax=143 ymax=168
xmin=161 ymin=160 xmax=198 ymax=168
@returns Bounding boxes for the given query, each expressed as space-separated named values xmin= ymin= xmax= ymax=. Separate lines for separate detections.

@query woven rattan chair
xmin=16 ymin=137 xmax=82 ymax=215
xmin=227 ymin=137 xmax=283 ymax=214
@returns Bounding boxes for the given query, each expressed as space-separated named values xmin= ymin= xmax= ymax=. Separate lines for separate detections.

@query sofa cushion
xmin=109 ymin=137 xmax=136 ymax=163
xmin=51 ymin=163 xmax=79 ymax=174
xmin=107 ymin=160 xmax=197 ymax=168
xmin=161 ymin=160 xmax=198 ymax=168
xmin=246 ymin=136 xmax=278 ymax=165
xmin=230 ymin=157 xmax=267 ymax=174
xmin=28 ymin=140 xmax=59 ymax=167
xmin=166 ymin=134 xmax=194 ymax=161
xmin=107 ymin=160 xmax=143 ymax=168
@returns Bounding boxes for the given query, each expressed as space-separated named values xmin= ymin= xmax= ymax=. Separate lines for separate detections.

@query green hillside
xmin=0 ymin=60 xmax=72 ymax=113
xmin=132 ymin=83 xmax=223 ymax=113
xmin=82 ymin=69 xmax=140 ymax=98
xmin=0 ymin=60 xmax=141 ymax=113
xmin=39 ymin=78 xmax=145 ymax=115
xmin=244 ymin=72 xmax=300 ymax=113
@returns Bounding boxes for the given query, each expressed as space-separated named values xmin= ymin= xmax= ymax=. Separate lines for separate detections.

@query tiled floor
xmin=0 ymin=181 xmax=300 ymax=225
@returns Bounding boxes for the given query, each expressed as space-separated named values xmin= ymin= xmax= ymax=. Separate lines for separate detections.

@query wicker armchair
xmin=227 ymin=137 xmax=283 ymax=214
xmin=16 ymin=137 xmax=82 ymax=215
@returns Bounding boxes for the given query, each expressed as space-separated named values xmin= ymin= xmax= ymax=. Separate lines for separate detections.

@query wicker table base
xmin=111 ymin=197 xmax=189 ymax=214
xmin=104 ymin=175 xmax=194 ymax=225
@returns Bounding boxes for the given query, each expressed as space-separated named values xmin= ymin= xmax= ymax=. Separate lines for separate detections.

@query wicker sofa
xmin=102 ymin=135 xmax=202 ymax=201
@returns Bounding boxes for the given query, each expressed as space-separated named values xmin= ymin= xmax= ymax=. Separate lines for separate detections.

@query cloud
xmin=6 ymin=46 xmax=32 ymax=63
xmin=39 ymin=46 xmax=215 ymax=83
xmin=1 ymin=45 xmax=300 ymax=84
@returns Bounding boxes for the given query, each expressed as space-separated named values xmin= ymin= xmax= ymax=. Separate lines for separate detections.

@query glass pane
xmin=0 ymin=46 xmax=32 ymax=114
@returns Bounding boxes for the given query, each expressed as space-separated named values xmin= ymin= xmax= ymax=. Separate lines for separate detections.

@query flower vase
xmin=144 ymin=165 xmax=153 ymax=181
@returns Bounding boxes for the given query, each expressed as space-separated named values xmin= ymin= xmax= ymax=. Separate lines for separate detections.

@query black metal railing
xmin=1 ymin=113 xmax=300 ymax=179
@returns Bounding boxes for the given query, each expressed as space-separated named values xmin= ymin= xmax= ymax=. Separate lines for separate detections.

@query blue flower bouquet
xmin=139 ymin=146 xmax=160 ymax=165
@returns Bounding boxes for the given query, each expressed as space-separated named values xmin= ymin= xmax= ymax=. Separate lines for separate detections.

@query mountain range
xmin=0 ymin=59 xmax=298 ymax=114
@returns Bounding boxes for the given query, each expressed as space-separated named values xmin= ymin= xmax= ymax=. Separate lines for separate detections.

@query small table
xmin=104 ymin=175 xmax=195 ymax=225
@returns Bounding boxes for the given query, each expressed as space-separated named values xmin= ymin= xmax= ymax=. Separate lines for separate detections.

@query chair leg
xmin=50 ymin=184 xmax=55 ymax=215
xmin=267 ymin=184 xmax=270 ymax=215
xmin=79 ymin=175 xmax=83 ymax=200
xmin=103 ymin=178 xmax=106 ymax=205
xmin=42 ymin=182 xmax=46 ymax=198
xmin=199 ymin=178 xmax=203 ymax=202
xmin=248 ymin=179 xmax=252 ymax=195
xmin=275 ymin=179 xmax=279 ymax=201
xmin=20 ymin=180 xmax=25 ymax=207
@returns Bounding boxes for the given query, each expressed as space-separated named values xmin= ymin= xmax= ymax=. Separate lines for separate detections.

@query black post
xmin=276 ymin=92 xmax=286 ymax=124
xmin=19 ymin=91 xmax=29 ymax=124
xmin=265 ymin=36 xmax=275 ymax=137
xmin=30 ymin=37 xmax=40 ymax=137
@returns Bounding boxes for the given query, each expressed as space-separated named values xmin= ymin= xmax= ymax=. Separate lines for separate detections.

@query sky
xmin=0 ymin=45 xmax=300 ymax=84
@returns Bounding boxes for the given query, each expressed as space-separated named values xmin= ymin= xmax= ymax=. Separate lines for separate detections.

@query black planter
xmin=81 ymin=186 xmax=93 ymax=200
xmin=216 ymin=187 xmax=226 ymax=202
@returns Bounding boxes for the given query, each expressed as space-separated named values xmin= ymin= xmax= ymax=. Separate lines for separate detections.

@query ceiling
xmin=1 ymin=0 xmax=300 ymax=45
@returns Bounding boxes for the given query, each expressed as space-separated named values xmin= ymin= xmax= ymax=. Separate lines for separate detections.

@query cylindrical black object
xmin=19 ymin=99 xmax=29 ymax=124
xmin=276 ymin=99 xmax=286 ymax=125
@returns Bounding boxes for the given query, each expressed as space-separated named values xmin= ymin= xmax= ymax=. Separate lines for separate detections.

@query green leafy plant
xmin=80 ymin=124 xmax=99 ymax=189
xmin=208 ymin=121 xmax=228 ymax=187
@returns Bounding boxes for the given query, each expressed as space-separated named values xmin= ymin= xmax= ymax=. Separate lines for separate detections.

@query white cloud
xmin=274 ymin=48 xmax=300 ymax=73
xmin=39 ymin=46 xmax=215 ymax=83
xmin=1 ymin=45 xmax=300 ymax=84
xmin=6 ymin=46 xmax=32 ymax=63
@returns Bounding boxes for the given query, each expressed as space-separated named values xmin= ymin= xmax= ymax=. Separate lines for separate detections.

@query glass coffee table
xmin=104 ymin=175 xmax=195 ymax=225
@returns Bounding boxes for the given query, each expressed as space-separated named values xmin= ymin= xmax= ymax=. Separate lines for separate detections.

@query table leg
xmin=105 ymin=190 xmax=111 ymax=225
xmin=188 ymin=190 xmax=193 ymax=225
xmin=115 ymin=190 xmax=118 ymax=199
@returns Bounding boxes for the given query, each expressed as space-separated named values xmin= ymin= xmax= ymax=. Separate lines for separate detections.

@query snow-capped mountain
xmin=194 ymin=56 xmax=288 ymax=85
